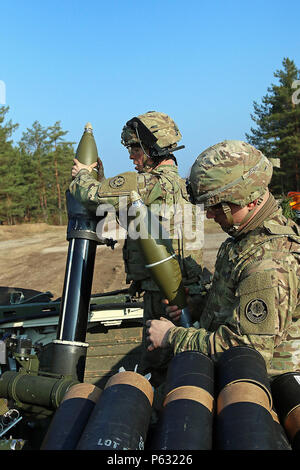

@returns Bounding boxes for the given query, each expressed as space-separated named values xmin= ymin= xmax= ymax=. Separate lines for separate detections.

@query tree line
xmin=246 ymin=57 xmax=300 ymax=196
xmin=0 ymin=108 xmax=75 ymax=225
xmin=0 ymin=57 xmax=299 ymax=225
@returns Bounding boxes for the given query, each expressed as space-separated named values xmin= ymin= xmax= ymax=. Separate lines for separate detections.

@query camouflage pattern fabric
xmin=123 ymin=165 xmax=203 ymax=290
xmin=70 ymin=164 xmax=203 ymax=289
xmin=121 ymin=111 xmax=182 ymax=150
xmin=70 ymin=164 xmax=204 ymax=381
xmin=189 ymin=140 xmax=273 ymax=207
xmin=70 ymin=169 xmax=137 ymax=212
xmin=166 ymin=206 xmax=300 ymax=376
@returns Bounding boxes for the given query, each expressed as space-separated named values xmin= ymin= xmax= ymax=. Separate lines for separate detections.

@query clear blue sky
xmin=1 ymin=0 xmax=300 ymax=177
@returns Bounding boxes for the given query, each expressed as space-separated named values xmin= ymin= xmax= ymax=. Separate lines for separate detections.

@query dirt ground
xmin=0 ymin=220 xmax=227 ymax=302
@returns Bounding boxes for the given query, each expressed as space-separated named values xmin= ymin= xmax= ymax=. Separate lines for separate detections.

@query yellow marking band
xmin=217 ymin=381 xmax=272 ymax=414
xmin=105 ymin=371 xmax=153 ymax=406
xmin=62 ymin=383 xmax=102 ymax=404
xmin=163 ymin=385 xmax=214 ymax=412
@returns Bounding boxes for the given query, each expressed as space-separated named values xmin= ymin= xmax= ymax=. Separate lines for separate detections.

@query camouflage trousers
xmin=138 ymin=290 xmax=173 ymax=386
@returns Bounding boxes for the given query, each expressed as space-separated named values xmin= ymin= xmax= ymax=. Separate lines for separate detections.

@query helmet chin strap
xmin=133 ymin=120 xmax=172 ymax=172
xmin=131 ymin=126 xmax=155 ymax=172
xmin=142 ymin=153 xmax=158 ymax=172
xmin=221 ymin=198 xmax=263 ymax=236
xmin=220 ymin=203 xmax=240 ymax=236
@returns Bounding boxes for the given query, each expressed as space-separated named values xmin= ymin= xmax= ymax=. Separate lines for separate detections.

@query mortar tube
xmin=50 ymin=124 xmax=102 ymax=381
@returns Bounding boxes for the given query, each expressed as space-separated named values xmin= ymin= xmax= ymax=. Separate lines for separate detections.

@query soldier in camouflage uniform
xmin=70 ymin=111 xmax=204 ymax=385
xmin=146 ymin=140 xmax=300 ymax=376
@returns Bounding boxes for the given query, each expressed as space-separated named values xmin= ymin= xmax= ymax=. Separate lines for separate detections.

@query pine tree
xmin=246 ymin=57 xmax=300 ymax=195
xmin=0 ymin=109 xmax=75 ymax=225
xmin=0 ymin=106 xmax=19 ymax=225
xmin=17 ymin=145 xmax=40 ymax=222
xmin=18 ymin=121 xmax=75 ymax=224
xmin=19 ymin=121 xmax=51 ymax=222
xmin=47 ymin=122 xmax=75 ymax=225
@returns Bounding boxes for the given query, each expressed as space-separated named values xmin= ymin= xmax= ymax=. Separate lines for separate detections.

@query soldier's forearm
xmin=70 ymin=170 xmax=124 ymax=212
xmin=167 ymin=320 xmax=277 ymax=374
xmin=70 ymin=168 xmax=99 ymax=195
xmin=69 ymin=169 xmax=101 ymax=210
xmin=166 ymin=325 xmax=210 ymax=355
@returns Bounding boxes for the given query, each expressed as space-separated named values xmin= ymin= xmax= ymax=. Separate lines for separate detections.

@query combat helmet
xmin=188 ymin=140 xmax=273 ymax=234
xmin=121 ymin=111 xmax=184 ymax=160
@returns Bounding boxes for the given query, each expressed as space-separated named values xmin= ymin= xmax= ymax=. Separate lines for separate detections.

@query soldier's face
xmin=128 ymin=144 xmax=151 ymax=172
xmin=206 ymin=203 xmax=249 ymax=230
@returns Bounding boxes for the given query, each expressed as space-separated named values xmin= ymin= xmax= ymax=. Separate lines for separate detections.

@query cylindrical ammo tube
xmin=215 ymin=346 xmax=276 ymax=450
xmin=271 ymin=372 xmax=300 ymax=449
xmin=129 ymin=191 xmax=192 ymax=327
xmin=41 ymin=383 xmax=102 ymax=450
xmin=270 ymin=408 xmax=292 ymax=450
xmin=76 ymin=371 xmax=153 ymax=450
xmin=150 ymin=351 xmax=214 ymax=450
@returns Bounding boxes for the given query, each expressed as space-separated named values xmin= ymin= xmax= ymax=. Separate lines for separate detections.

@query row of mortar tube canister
xmin=40 ymin=346 xmax=299 ymax=451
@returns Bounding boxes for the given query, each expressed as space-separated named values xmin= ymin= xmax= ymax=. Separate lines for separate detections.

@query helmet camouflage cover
xmin=189 ymin=140 xmax=273 ymax=207
xmin=121 ymin=111 xmax=182 ymax=151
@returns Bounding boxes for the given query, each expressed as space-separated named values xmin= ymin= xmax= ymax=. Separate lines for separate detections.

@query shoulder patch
xmin=238 ymin=271 xmax=276 ymax=335
xmin=109 ymin=175 xmax=125 ymax=188
xmin=245 ymin=299 xmax=268 ymax=324
xmin=96 ymin=172 xmax=138 ymax=199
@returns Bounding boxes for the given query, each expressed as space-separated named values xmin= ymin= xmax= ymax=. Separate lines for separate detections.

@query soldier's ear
xmin=247 ymin=200 xmax=258 ymax=210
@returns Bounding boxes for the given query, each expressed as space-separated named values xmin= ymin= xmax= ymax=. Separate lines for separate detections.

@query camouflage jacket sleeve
xmin=69 ymin=169 xmax=139 ymax=212
xmin=69 ymin=167 xmax=174 ymax=213
xmin=166 ymin=253 xmax=300 ymax=373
